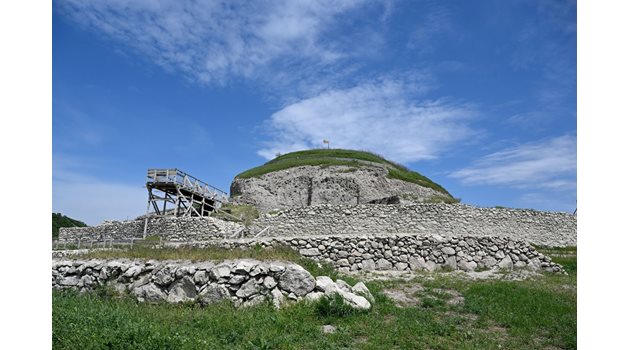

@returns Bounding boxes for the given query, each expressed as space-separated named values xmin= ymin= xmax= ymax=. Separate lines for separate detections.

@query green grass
xmin=535 ymin=246 xmax=577 ymax=275
xmin=52 ymin=213 xmax=87 ymax=240
xmin=234 ymin=148 xmax=452 ymax=196
xmin=422 ymin=194 xmax=462 ymax=204
xmin=212 ymin=203 xmax=260 ymax=225
xmin=66 ymin=245 xmax=356 ymax=284
xmin=53 ymin=253 xmax=576 ymax=349
xmin=71 ymin=245 xmax=303 ymax=263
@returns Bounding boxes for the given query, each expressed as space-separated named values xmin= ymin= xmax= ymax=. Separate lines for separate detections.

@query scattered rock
xmin=321 ymin=325 xmax=337 ymax=334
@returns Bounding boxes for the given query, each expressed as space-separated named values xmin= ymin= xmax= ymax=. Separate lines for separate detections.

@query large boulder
xmin=132 ymin=283 xmax=167 ymax=303
xmin=197 ymin=283 xmax=231 ymax=306
xmin=278 ymin=265 xmax=316 ymax=297
xmin=167 ymin=277 xmax=196 ymax=303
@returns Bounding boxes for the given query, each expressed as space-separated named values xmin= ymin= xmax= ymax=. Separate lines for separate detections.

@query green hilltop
xmin=235 ymin=149 xmax=452 ymax=196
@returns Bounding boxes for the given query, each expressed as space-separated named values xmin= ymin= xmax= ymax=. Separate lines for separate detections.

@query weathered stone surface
xmin=234 ymin=260 xmax=255 ymax=274
xmin=394 ymin=262 xmax=408 ymax=271
xmin=193 ymin=270 xmax=209 ymax=285
xmin=444 ymin=256 xmax=457 ymax=271
xmin=236 ymin=279 xmax=262 ymax=298
xmin=338 ymin=290 xmax=371 ymax=310
xmin=270 ymin=287 xmax=285 ymax=309
xmin=228 ymin=275 xmax=248 ymax=285
xmin=279 ymin=266 xmax=316 ymax=297
xmin=167 ymin=277 xmax=196 ymax=303
xmin=362 ymin=259 xmax=376 ymax=271
xmin=351 ymin=282 xmax=374 ymax=302
xmin=263 ymin=276 xmax=277 ymax=289
xmin=153 ymin=266 xmax=175 ymax=286
xmin=441 ymin=247 xmax=456 ymax=255
xmin=299 ymin=248 xmax=320 ymax=257
xmin=123 ymin=265 xmax=142 ymax=278
xmin=132 ymin=283 xmax=166 ymax=302
xmin=315 ymin=276 xmax=337 ymax=294
xmin=210 ymin=264 xmax=232 ymax=280
xmin=376 ymin=258 xmax=393 ymax=270
xmin=498 ymin=256 xmax=514 ymax=270
xmin=335 ymin=279 xmax=352 ymax=293
xmin=242 ymin=295 xmax=266 ymax=307
xmin=197 ymin=284 xmax=231 ymax=305
xmin=321 ymin=325 xmax=337 ymax=334
xmin=408 ymin=256 xmax=426 ymax=271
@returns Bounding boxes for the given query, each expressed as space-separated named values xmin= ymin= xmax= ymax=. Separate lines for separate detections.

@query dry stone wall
xmin=169 ymin=233 xmax=565 ymax=274
xmin=58 ymin=217 xmax=244 ymax=242
xmin=250 ymin=204 xmax=576 ymax=247
xmin=52 ymin=259 xmax=372 ymax=309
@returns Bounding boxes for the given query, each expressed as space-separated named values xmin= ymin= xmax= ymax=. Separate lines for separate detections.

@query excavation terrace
xmin=54 ymin=153 xmax=577 ymax=308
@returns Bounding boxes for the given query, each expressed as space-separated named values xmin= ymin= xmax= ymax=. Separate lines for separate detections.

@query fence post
xmin=77 ymin=239 xmax=81 ymax=249
xmin=130 ymin=238 xmax=134 ymax=249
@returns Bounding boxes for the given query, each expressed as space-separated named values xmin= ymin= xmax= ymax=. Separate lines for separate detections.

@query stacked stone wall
xmin=58 ymin=217 xmax=244 ymax=242
xmin=52 ymin=259 xmax=371 ymax=309
xmin=166 ymin=233 xmax=565 ymax=274
xmin=251 ymin=204 xmax=576 ymax=247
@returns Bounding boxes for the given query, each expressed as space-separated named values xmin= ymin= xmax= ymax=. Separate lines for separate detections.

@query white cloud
xmin=257 ymin=77 xmax=478 ymax=163
xmin=55 ymin=0 xmax=372 ymax=85
xmin=449 ymin=135 xmax=576 ymax=190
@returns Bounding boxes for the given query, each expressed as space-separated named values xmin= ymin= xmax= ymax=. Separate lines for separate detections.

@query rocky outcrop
xmin=52 ymin=259 xmax=373 ymax=309
xmin=230 ymin=165 xmax=446 ymax=212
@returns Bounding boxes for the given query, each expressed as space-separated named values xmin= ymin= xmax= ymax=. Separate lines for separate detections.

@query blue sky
xmin=52 ymin=0 xmax=576 ymax=225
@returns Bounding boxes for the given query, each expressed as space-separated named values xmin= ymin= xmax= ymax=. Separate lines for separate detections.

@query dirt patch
xmin=381 ymin=284 xmax=425 ymax=307
xmin=381 ymin=284 xmax=467 ymax=308
xmin=354 ymin=268 xmax=542 ymax=282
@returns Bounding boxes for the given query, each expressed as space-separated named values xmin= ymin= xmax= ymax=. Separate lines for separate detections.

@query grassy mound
xmin=235 ymin=149 xmax=451 ymax=196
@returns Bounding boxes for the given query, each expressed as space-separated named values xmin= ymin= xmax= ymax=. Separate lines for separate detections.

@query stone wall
xmin=59 ymin=217 xmax=245 ymax=242
xmin=250 ymin=204 xmax=576 ymax=247
xmin=167 ymin=233 xmax=565 ymax=274
xmin=52 ymin=259 xmax=372 ymax=309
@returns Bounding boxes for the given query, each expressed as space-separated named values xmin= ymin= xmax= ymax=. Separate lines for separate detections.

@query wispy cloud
xmin=257 ymin=76 xmax=479 ymax=163
xmin=55 ymin=0 xmax=377 ymax=86
xmin=406 ymin=3 xmax=454 ymax=53
xmin=53 ymin=154 xmax=146 ymax=225
xmin=449 ymin=135 xmax=576 ymax=190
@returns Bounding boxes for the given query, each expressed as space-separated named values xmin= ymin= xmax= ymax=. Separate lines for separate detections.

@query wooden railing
xmin=146 ymin=168 xmax=228 ymax=202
